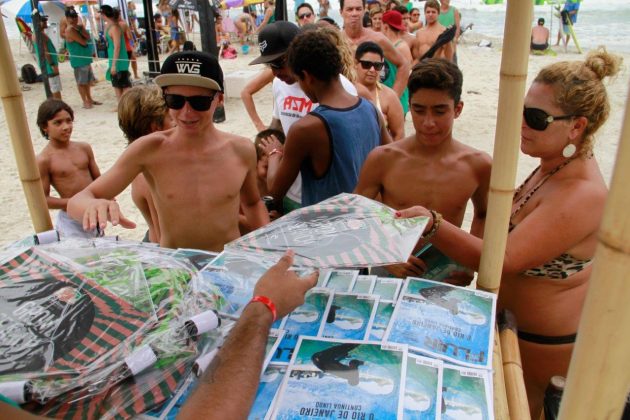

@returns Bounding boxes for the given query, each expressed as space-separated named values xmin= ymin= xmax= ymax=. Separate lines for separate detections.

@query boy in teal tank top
xmin=64 ymin=8 xmax=101 ymax=108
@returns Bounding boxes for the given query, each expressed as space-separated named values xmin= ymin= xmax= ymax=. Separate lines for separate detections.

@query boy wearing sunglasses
xmin=68 ymin=51 xmax=269 ymax=252
xmin=355 ymin=58 xmax=491 ymax=280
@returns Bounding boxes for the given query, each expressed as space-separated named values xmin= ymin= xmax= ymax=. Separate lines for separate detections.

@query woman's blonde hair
xmin=534 ymin=47 xmax=622 ymax=157
xmin=118 ymin=85 xmax=168 ymax=143
xmin=317 ymin=26 xmax=357 ymax=82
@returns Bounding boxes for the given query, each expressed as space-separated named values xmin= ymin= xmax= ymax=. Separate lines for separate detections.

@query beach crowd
xmin=5 ymin=0 xmax=624 ymax=417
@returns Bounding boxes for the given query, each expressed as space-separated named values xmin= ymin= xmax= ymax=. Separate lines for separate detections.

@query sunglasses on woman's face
xmin=523 ymin=107 xmax=575 ymax=131
xmin=358 ymin=60 xmax=385 ymax=71
xmin=163 ymin=93 xmax=217 ymax=111
xmin=298 ymin=11 xmax=313 ymax=19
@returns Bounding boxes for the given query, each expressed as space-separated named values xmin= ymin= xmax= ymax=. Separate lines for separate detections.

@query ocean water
xmin=3 ymin=0 xmax=629 ymax=53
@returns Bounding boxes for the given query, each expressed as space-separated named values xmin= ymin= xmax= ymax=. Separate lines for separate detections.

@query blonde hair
xmin=317 ymin=26 xmax=357 ymax=82
xmin=118 ymin=85 xmax=168 ymax=143
xmin=534 ymin=47 xmax=622 ymax=157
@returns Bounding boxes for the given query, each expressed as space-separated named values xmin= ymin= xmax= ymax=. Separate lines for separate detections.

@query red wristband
xmin=250 ymin=295 xmax=277 ymax=322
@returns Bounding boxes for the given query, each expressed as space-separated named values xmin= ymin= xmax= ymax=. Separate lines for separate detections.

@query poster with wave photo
xmin=441 ymin=363 xmax=493 ymax=420
xmin=272 ymin=337 xmax=407 ymax=420
xmin=319 ymin=293 xmax=379 ymax=341
xmin=403 ymin=354 xmax=443 ymax=420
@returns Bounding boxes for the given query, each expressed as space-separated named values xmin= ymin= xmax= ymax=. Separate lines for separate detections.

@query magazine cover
xmin=403 ymin=354 xmax=443 ymax=420
xmin=323 ymin=270 xmax=359 ymax=292
xmin=226 ymin=194 xmax=428 ymax=268
xmin=368 ymin=300 xmax=395 ymax=342
xmin=319 ymin=293 xmax=379 ymax=341
xmin=272 ymin=289 xmax=333 ymax=363
xmin=265 ymin=329 xmax=286 ymax=372
xmin=385 ymin=278 xmax=496 ymax=369
xmin=372 ymin=277 xmax=403 ymax=301
xmin=249 ymin=363 xmax=288 ymax=420
xmin=272 ymin=337 xmax=407 ymax=419
xmin=351 ymin=275 xmax=376 ymax=294
xmin=414 ymin=244 xmax=474 ymax=283
xmin=442 ymin=363 xmax=493 ymax=420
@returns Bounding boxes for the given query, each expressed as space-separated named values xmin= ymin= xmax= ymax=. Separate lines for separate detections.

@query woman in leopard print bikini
xmin=395 ymin=47 xmax=622 ymax=417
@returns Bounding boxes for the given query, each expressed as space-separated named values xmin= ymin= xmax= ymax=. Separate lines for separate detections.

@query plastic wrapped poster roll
xmin=0 ymin=380 xmax=29 ymax=404
xmin=193 ymin=348 xmax=219 ymax=377
xmin=124 ymin=345 xmax=158 ymax=377
xmin=34 ymin=230 xmax=59 ymax=245
xmin=185 ymin=310 xmax=221 ymax=337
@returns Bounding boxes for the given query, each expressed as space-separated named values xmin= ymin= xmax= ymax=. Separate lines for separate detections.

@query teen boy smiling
xmin=69 ymin=51 xmax=269 ymax=251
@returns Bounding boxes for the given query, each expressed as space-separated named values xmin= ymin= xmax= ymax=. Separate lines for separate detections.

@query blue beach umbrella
xmin=1 ymin=0 xmax=64 ymax=23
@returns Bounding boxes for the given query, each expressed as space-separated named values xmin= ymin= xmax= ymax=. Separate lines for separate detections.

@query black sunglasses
xmin=163 ymin=93 xmax=216 ymax=111
xmin=523 ymin=107 xmax=575 ymax=131
xmin=298 ymin=12 xmax=313 ymax=19
xmin=267 ymin=56 xmax=286 ymax=70
xmin=358 ymin=60 xmax=385 ymax=71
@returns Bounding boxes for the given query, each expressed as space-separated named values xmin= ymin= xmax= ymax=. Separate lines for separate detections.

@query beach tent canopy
xmin=169 ymin=0 xmax=197 ymax=11
xmin=1 ymin=0 xmax=64 ymax=23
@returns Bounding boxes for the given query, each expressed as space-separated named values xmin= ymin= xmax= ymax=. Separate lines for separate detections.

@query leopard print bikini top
xmin=509 ymin=160 xmax=592 ymax=280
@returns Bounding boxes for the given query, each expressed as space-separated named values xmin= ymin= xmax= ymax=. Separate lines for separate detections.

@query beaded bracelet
xmin=423 ymin=210 xmax=443 ymax=240
xmin=250 ymin=295 xmax=277 ymax=322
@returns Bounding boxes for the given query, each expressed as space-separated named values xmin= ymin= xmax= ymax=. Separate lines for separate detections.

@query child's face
xmin=257 ymin=154 xmax=268 ymax=181
xmin=409 ymin=88 xmax=462 ymax=146
xmin=45 ymin=110 xmax=73 ymax=142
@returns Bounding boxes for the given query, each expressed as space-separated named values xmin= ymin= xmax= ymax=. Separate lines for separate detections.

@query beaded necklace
xmin=511 ymin=157 xmax=576 ymax=221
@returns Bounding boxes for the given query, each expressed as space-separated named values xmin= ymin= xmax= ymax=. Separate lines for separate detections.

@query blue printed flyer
xmin=319 ymin=293 xmax=379 ymax=341
xmin=403 ymin=354 xmax=443 ymax=420
xmin=384 ymin=278 xmax=496 ymax=369
xmin=272 ymin=337 xmax=407 ymax=419
xmin=442 ymin=363 xmax=493 ymax=420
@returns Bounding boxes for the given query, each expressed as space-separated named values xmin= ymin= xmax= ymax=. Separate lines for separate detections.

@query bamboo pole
xmin=0 ymin=18 xmax=53 ymax=232
xmin=476 ymin=0 xmax=532 ymax=294
xmin=498 ymin=310 xmax=531 ymax=420
xmin=557 ymin=81 xmax=630 ymax=419
xmin=492 ymin=324 xmax=511 ymax=420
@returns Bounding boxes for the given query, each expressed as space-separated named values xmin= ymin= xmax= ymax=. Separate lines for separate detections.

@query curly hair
xmin=534 ymin=47 xmax=622 ymax=157
xmin=408 ymin=58 xmax=463 ymax=103
xmin=318 ymin=26 xmax=356 ymax=82
xmin=287 ymin=30 xmax=342 ymax=83
xmin=37 ymin=99 xmax=74 ymax=138
xmin=118 ymin=85 xmax=168 ymax=143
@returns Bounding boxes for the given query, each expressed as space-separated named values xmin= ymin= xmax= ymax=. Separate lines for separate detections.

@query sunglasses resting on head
xmin=523 ymin=107 xmax=576 ymax=131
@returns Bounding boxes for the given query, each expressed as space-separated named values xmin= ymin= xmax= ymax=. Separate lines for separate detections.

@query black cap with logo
xmin=249 ymin=21 xmax=299 ymax=65
xmin=155 ymin=51 xmax=224 ymax=92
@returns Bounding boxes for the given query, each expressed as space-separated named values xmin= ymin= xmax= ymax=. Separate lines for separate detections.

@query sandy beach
xmin=0 ymin=31 xmax=628 ymax=244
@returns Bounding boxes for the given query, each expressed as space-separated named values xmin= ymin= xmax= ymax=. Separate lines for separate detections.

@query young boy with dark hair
xmin=355 ymin=58 xmax=492 ymax=280
xmin=36 ymin=99 xmax=101 ymax=238
xmin=68 ymin=51 xmax=269 ymax=251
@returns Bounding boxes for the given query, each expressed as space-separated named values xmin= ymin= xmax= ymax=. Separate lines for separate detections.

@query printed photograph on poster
xmin=385 ymin=278 xmax=496 ymax=369
xmin=441 ymin=363 xmax=493 ymax=420
xmin=368 ymin=300 xmax=395 ymax=342
xmin=319 ymin=293 xmax=379 ymax=341
xmin=351 ymin=275 xmax=377 ymax=294
xmin=272 ymin=337 xmax=408 ymax=420
xmin=403 ymin=354 xmax=443 ymax=420
xmin=249 ymin=363 xmax=288 ymax=420
xmin=323 ymin=270 xmax=359 ymax=292
xmin=373 ymin=277 xmax=403 ymax=301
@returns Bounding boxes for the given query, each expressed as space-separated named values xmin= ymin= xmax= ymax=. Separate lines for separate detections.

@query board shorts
xmin=110 ymin=70 xmax=132 ymax=88
xmin=48 ymin=74 xmax=62 ymax=93
xmin=73 ymin=64 xmax=95 ymax=85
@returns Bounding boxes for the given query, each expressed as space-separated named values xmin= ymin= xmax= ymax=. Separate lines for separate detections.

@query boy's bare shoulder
xmin=452 ymin=139 xmax=492 ymax=172
xmin=218 ymin=130 xmax=257 ymax=160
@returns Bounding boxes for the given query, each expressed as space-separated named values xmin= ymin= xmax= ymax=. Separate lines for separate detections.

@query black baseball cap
xmin=155 ymin=51 xmax=224 ymax=92
xmin=99 ymin=5 xmax=114 ymax=18
xmin=65 ymin=8 xmax=78 ymax=18
xmin=249 ymin=21 xmax=299 ymax=65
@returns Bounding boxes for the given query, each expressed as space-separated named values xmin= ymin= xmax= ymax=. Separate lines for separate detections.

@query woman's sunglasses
xmin=163 ymin=93 xmax=217 ymax=111
xmin=523 ymin=107 xmax=575 ymax=131
xmin=298 ymin=12 xmax=313 ymax=20
xmin=358 ymin=60 xmax=385 ymax=71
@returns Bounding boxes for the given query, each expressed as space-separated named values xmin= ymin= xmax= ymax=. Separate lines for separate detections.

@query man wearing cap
xmin=258 ymin=30 xmax=390 ymax=207
xmin=249 ymin=21 xmax=359 ymax=212
xmin=381 ymin=10 xmax=412 ymax=114
xmin=340 ymin=0 xmax=409 ymax=98
xmin=64 ymin=8 xmax=100 ymax=109
xmin=33 ymin=15 xmax=62 ymax=99
xmin=68 ymin=51 xmax=269 ymax=252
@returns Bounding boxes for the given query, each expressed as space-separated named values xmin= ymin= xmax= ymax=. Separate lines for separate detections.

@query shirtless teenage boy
xmin=68 ymin=51 xmax=269 ymax=252
xmin=36 ymin=99 xmax=101 ymax=238
xmin=355 ymin=59 xmax=491 ymax=278
xmin=416 ymin=0 xmax=453 ymax=61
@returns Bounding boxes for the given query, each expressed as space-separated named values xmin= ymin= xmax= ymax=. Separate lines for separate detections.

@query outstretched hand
xmin=254 ymin=250 xmax=318 ymax=318
xmin=257 ymin=134 xmax=283 ymax=158
xmin=82 ymin=199 xmax=136 ymax=233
